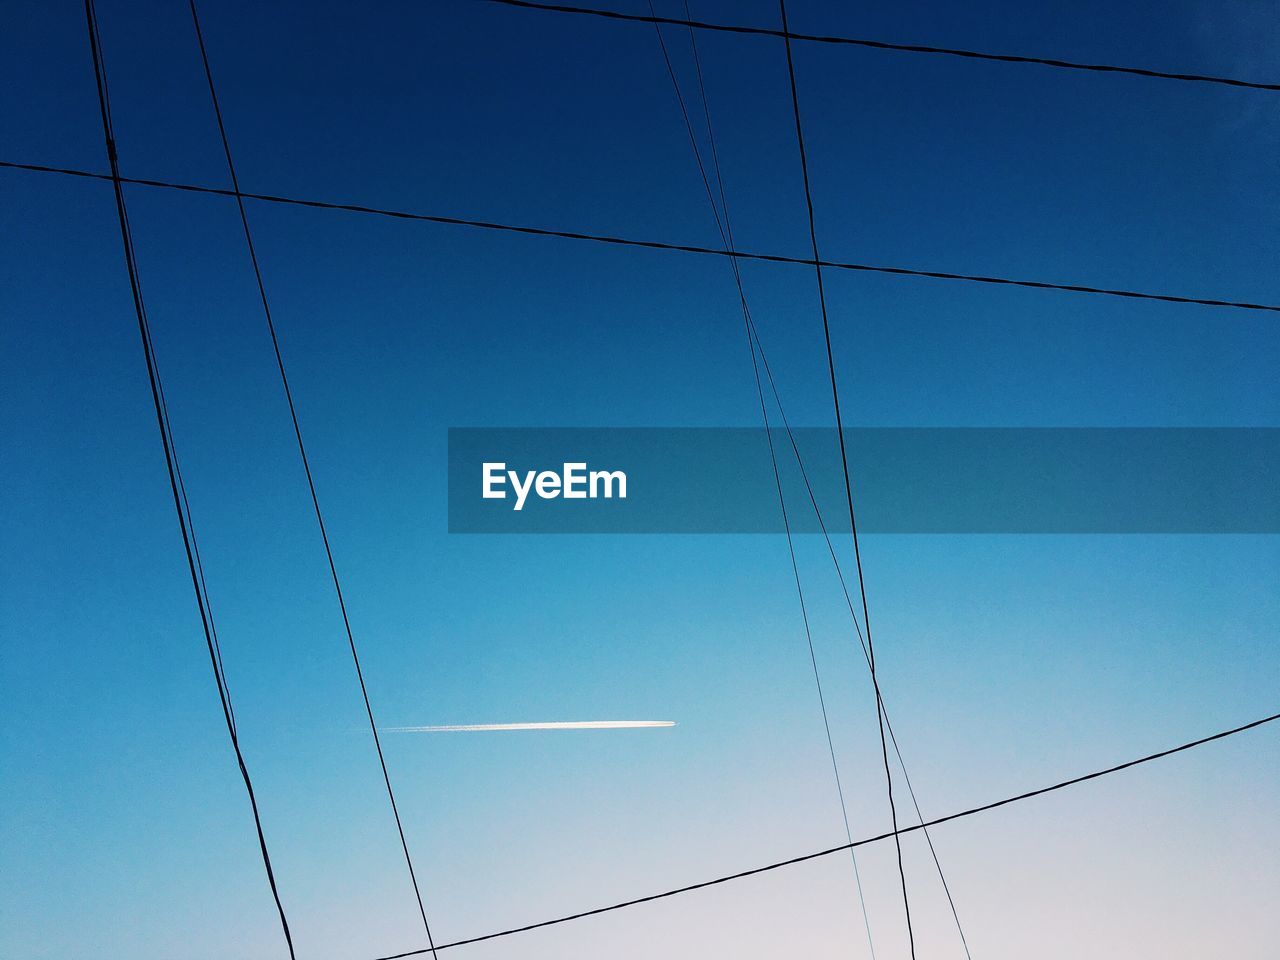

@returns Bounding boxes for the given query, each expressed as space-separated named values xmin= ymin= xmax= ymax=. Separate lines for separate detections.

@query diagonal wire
xmin=665 ymin=3 xmax=974 ymax=952
xmin=777 ymin=0 xmax=918 ymax=954
xmin=5 ymin=159 xmax=1280 ymax=314
xmin=185 ymin=2 xmax=440 ymax=953
xmin=161 ymin=346 xmax=238 ymax=737
xmin=751 ymin=337 xmax=974 ymax=958
xmin=646 ymin=4 xmax=878 ymax=954
xmin=370 ymin=709 xmax=1280 ymax=957
xmin=82 ymin=0 xmax=293 ymax=952
xmin=485 ymin=0 xmax=1280 ymax=92
xmin=751 ymin=330 xmax=974 ymax=957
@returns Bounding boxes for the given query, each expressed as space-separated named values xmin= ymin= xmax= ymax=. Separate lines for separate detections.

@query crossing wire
xmin=485 ymin=0 xmax=1280 ymax=92
xmin=670 ymin=0 xmax=973 ymax=940
xmin=776 ymin=0 xmax=917 ymax=954
xmin=645 ymin=4 xmax=882 ymax=955
xmin=751 ymin=333 xmax=976 ymax=958
xmin=370 ymin=710 xmax=1280 ymax=957
xmin=5 ymin=160 xmax=1278 ymax=315
xmin=185 ymin=2 xmax=441 ymax=954
xmin=81 ymin=0 xmax=295 ymax=954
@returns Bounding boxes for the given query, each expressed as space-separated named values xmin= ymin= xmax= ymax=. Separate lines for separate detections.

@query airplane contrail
xmin=384 ymin=720 xmax=676 ymax=732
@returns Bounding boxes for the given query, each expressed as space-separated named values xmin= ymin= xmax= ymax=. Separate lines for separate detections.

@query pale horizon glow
xmin=385 ymin=720 xmax=677 ymax=732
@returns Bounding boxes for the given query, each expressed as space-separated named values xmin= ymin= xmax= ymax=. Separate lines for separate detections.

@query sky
xmin=1 ymin=1 xmax=1278 ymax=958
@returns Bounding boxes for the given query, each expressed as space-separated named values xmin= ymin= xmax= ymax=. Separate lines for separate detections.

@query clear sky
xmin=1 ymin=1 xmax=1278 ymax=958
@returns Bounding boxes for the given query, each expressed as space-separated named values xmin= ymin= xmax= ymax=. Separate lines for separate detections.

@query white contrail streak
xmin=384 ymin=720 xmax=676 ymax=732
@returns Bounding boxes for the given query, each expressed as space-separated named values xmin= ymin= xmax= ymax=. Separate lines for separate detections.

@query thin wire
xmin=647 ymin=6 xmax=878 ymax=955
xmin=369 ymin=709 xmax=1280 ymax=957
xmin=777 ymin=1 xmax=917 ymax=955
xmin=485 ymin=0 xmax=1280 ymax=92
xmin=747 ymin=336 xmax=883 ymax=960
xmin=113 ymin=211 xmax=239 ymax=738
xmin=671 ymin=1 xmax=972 ymax=947
xmin=136 ymin=299 xmax=238 ymax=736
xmin=81 ymin=0 xmax=293 ymax=953
xmin=6 ymin=160 xmax=1279 ymax=314
xmin=165 ymin=361 xmax=238 ymax=737
xmin=185 ymin=2 xmax=440 ymax=952
xmin=752 ymin=345 xmax=974 ymax=959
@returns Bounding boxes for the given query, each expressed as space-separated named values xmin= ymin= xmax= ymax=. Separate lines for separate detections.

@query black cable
xmin=123 ymin=245 xmax=239 ymax=739
xmin=754 ymin=348 xmax=974 ymax=959
xmin=485 ymin=0 xmax=1280 ymax=92
xmin=698 ymin=23 xmax=971 ymax=945
xmin=369 ymin=710 xmax=1280 ymax=957
xmin=758 ymin=352 xmax=975 ymax=956
xmin=777 ymin=2 xmax=918 ymax=955
xmin=141 ymin=295 xmax=238 ymax=737
xmin=6 ymin=159 xmax=1280 ymax=314
xmin=184 ymin=2 xmax=441 ymax=953
xmin=674 ymin=11 xmax=972 ymax=954
xmin=81 ymin=0 xmax=294 ymax=953
xmin=168 ymin=369 xmax=238 ymax=737
xmin=647 ymin=7 xmax=879 ymax=953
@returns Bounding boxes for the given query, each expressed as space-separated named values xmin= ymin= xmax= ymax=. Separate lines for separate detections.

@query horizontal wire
xmin=5 ymin=158 xmax=1279 ymax=314
xmin=485 ymin=0 xmax=1280 ymax=92
xmin=371 ymin=709 xmax=1280 ymax=958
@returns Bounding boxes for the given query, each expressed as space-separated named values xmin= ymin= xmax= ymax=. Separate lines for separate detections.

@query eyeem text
xmin=482 ymin=462 xmax=628 ymax=511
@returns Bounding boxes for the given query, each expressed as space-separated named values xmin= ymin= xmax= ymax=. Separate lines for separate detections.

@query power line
xmin=776 ymin=1 xmax=917 ymax=955
xmin=44 ymin=9 xmax=1274 ymax=958
xmin=80 ymin=0 xmax=295 ymax=954
xmin=50 ymin=13 xmax=1277 ymax=957
xmin=485 ymin=0 xmax=1280 ymax=92
xmin=646 ymin=5 xmax=879 ymax=955
xmin=371 ymin=710 xmax=1280 ymax=957
xmin=184 ymin=2 xmax=441 ymax=954
xmin=167 ymin=358 xmax=238 ymax=738
xmin=721 ymin=80 xmax=974 ymax=948
xmin=6 ymin=159 xmax=1278 ymax=314
xmin=749 ymin=312 xmax=975 ymax=959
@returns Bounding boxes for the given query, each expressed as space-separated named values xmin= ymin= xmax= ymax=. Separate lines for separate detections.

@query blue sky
xmin=2 ymin=1 xmax=1278 ymax=958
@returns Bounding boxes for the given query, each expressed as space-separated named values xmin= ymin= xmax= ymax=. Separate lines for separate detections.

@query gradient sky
xmin=2 ymin=1 xmax=1278 ymax=958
